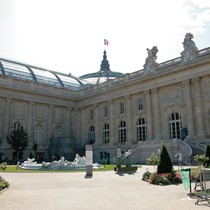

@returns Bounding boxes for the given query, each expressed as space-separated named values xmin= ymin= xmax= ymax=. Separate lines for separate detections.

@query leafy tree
xmin=157 ymin=144 xmax=173 ymax=174
xmin=7 ymin=125 xmax=30 ymax=161
xmin=204 ymin=145 xmax=210 ymax=167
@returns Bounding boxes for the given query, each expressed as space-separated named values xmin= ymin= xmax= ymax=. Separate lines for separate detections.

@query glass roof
xmin=0 ymin=58 xmax=86 ymax=90
xmin=80 ymin=50 xmax=124 ymax=84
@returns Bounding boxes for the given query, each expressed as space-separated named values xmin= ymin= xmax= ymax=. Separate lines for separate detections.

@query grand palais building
xmin=0 ymin=33 xmax=210 ymax=164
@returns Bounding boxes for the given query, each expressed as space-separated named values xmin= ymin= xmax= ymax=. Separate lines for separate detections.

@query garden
xmin=141 ymin=144 xmax=209 ymax=186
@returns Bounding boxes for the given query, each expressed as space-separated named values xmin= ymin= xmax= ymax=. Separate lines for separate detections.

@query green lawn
xmin=0 ymin=164 xmax=116 ymax=173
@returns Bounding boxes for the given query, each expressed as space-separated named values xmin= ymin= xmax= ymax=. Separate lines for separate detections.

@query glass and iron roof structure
xmin=80 ymin=50 xmax=124 ymax=84
xmin=0 ymin=58 xmax=89 ymax=91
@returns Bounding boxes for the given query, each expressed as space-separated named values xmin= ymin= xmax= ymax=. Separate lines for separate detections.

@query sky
xmin=0 ymin=0 xmax=210 ymax=77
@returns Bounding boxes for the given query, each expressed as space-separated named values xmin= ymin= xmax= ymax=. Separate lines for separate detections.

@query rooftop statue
xmin=181 ymin=32 xmax=198 ymax=62
xmin=143 ymin=46 xmax=158 ymax=73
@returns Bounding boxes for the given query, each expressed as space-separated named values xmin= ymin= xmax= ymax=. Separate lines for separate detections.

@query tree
xmin=157 ymin=144 xmax=173 ymax=174
xmin=7 ymin=125 xmax=30 ymax=161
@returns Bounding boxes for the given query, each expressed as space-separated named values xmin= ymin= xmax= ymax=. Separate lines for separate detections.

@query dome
xmin=80 ymin=50 xmax=123 ymax=84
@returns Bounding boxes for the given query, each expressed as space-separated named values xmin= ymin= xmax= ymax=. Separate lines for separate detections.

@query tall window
xmin=33 ymin=124 xmax=43 ymax=145
xmin=53 ymin=126 xmax=63 ymax=138
xmin=90 ymin=125 xmax=95 ymax=132
xmin=119 ymin=121 xmax=126 ymax=143
xmin=103 ymin=123 xmax=110 ymax=144
xmin=90 ymin=109 xmax=94 ymax=120
xmin=169 ymin=112 xmax=182 ymax=139
xmin=13 ymin=121 xmax=21 ymax=130
xmin=137 ymin=97 xmax=144 ymax=111
xmin=119 ymin=102 xmax=124 ymax=114
xmin=104 ymin=106 xmax=108 ymax=117
xmin=137 ymin=118 xmax=147 ymax=141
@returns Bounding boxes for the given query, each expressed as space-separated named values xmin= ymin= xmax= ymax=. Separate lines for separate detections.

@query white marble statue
xmin=20 ymin=154 xmax=101 ymax=170
xmin=181 ymin=32 xmax=198 ymax=61
xmin=143 ymin=46 xmax=158 ymax=73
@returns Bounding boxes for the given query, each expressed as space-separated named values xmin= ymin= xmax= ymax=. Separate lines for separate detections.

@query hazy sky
xmin=0 ymin=0 xmax=210 ymax=77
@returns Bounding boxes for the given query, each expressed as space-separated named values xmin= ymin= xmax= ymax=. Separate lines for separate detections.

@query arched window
xmin=119 ymin=121 xmax=126 ymax=143
xmin=169 ymin=112 xmax=182 ymax=139
xmin=137 ymin=118 xmax=147 ymax=141
xmin=33 ymin=124 xmax=43 ymax=145
xmin=53 ymin=126 xmax=63 ymax=138
xmin=103 ymin=123 xmax=110 ymax=144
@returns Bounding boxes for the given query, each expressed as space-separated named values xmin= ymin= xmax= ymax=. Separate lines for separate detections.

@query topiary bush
xmin=157 ymin=144 xmax=173 ymax=174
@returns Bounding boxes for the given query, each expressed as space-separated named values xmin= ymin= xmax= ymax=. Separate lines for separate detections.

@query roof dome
xmin=80 ymin=50 xmax=123 ymax=84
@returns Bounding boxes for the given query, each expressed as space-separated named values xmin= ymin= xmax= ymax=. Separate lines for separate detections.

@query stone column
xmin=145 ymin=90 xmax=153 ymax=140
xmin=3 ymin=98 xmax=11 ymax=141
xmin=183 ymin=80 xmax=195 ymax=137
xmin=47 ymin=105 xmax=54 ymax=146
xmin=66 ymin=107 xmax=71 ymax=137
xmin=151 ymin=88 xmax=161 ymax=140
xmin=125 ymin=95 xmax=132 ymax=144
xmin=27 ymin=102 xmax=33 ymax=146
xmin=193 ymin=78 xmax=205 ymax=136
xmin=76 ymin=107 xmax=81 ymax=144
xmin=94 ymin=104 xmax=100 ymax=145
xmin=109 ymin=100 xmax=115 ymax=144
xmin=81 ymin=107 xmax=86 ymax=144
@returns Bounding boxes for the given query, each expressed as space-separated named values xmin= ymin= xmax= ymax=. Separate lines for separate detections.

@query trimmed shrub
xmin=157 ymin=144 xmax=173 ymax=174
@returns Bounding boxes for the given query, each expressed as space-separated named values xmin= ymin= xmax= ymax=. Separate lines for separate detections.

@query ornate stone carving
xmin=181 ymin=33 xmax=198 ymax=62
xmin=162 ymin=88 xmax=183 ymax=109
xmin=143 ymin=46 xmax=158 ymax=73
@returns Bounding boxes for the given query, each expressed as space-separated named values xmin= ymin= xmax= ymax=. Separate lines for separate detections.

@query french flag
xmin=104 ymin=39 xmax=109 ymax=45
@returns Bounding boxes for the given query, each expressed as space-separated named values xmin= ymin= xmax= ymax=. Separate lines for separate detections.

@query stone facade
xmin=0 ymin=34 xmax=210 ymax=164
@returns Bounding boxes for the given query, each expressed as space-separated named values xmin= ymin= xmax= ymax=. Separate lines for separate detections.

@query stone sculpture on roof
xmin=143 ymin=46 xmax=158 ymax=73
xmin=181 ymin=32 xmax=198 ymax=62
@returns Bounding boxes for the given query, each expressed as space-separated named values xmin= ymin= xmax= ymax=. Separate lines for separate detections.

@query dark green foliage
xmin=7 ymin=125 xmax=30 ymax=160
xmin=154 ymin=175 xmax=170 ymax=185
xmin=204 ymin=145 xmax=210 ymax=167
xmin=142 ymin=171 xmax=152 ymax=181
xmin=157 ymin=144 xmax=173 ymax=174
xmin=0 ymin=176 xmax=9 ymax=190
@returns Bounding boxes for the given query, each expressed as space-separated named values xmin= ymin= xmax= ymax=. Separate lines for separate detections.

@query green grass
xmin=0 ymin=164 xmax=116 ymax=173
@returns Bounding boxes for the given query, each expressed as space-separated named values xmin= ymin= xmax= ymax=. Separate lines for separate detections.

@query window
xmin=53 ymin=126 xmax=63 ymax=138
xmin=13 ymin=121 xmax=21 ymax=130
xmin=103 ymin=123 xmax=110 ymax=144
xmin=89 ymin=125 xmax=95 ymax=144
xmin=119 ymin=102 xmax=124 ymax=114
xmin=104 ymin=106 xmax=108 ymax=117
xmin=90 ymin=125 xmax=95 ymax=132
xmin=137 ymin=118 xmax=147 ymax=141
xmin=169 ymin=112 xmax=182 ymax=139
xmin=119 ymin=121 xmax=126 ymax=143
xmin=137 ymin=97 xmax=144 ymax=111
xmin=90 ymin=109 xmax=94 ymax=120
xmin=33 ymin=124 xmax=43 ymax=145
